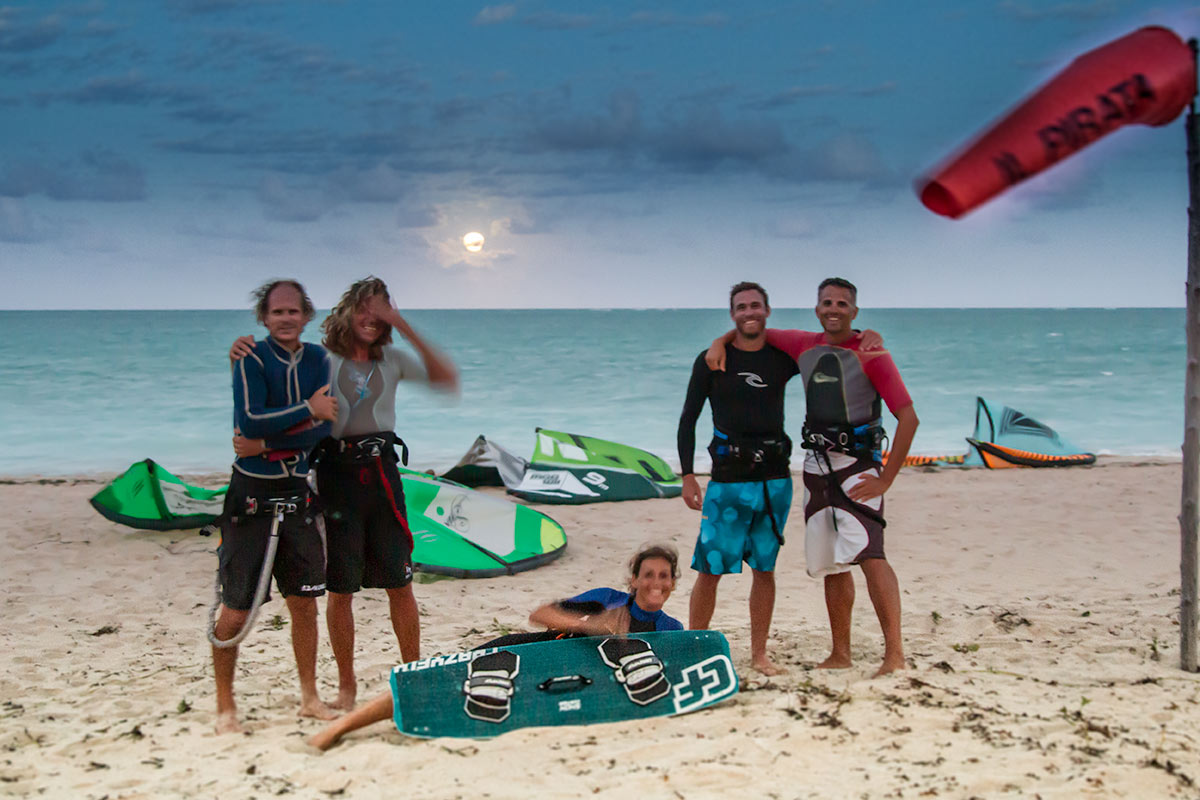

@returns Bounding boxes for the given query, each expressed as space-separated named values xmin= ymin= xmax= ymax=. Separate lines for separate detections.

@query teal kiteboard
xmin=389 ymin=630 xmax=738 ymax=738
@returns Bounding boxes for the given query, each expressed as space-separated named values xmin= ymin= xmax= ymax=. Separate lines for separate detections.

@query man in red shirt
xmin=765 ymin=278 xmax=918 ymax=676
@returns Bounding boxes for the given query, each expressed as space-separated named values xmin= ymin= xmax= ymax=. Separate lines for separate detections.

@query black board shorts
xmin=218 ymin=472 xmax=326 ymax=610
xmin=318 ymin=453 xmax=414 ymax=594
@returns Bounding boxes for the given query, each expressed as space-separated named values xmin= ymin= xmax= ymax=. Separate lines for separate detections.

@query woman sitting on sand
xmin=309 ymin=543 xmax=681 ymax=750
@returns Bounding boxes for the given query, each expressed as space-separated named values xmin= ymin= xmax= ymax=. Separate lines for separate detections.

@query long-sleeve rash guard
xmin=676 ymin=345 xmax=799 ymax=479
xmin=232 ymin=336 xmax=332 ymax=479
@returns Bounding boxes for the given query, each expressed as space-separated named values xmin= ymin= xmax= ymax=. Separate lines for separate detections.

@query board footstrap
xmin=598 ymin=638 xmax=670 ymax=706
xmin=462 ymin=651 xmax=521 ymax=722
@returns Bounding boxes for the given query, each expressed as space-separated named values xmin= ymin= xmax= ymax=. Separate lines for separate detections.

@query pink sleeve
xmin=861 ymin=353 xmax=913 ymax=415
xmin=764 ymin=329 xmax=821 ymax=360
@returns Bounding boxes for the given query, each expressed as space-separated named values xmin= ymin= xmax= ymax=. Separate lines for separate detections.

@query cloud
xmin=326 ymin=163 xmax=407 ymax=204
xmin=650 ymin=111 xmax=788 ymax=170
xmin=256 ymin=174 xmax=330 ymax=222
xmin=787 ymin=133 xmax=892 ymax=183
xmin=48 ymin=72 xmax=208 ymax=107
xmin=0 ymin=197 xmax=56 ymax=242
xmin=254 ymin=165 xmax=437 ymax=225
xmin=535 ymin=89 xmax=641 ymax=151
xmin=0 ymin=9 xmax=66 ymax=53
xmin=395 ymin=199 xmax=440 ymax=229
xmin=0 ymin=149 xmax=146 ymax=202
xmin=473 ymin=5 xmax=517 ymax=26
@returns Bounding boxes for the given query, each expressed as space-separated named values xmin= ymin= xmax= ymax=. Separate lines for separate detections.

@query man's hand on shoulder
xmin=229 ymin=335 xmax=255 ymax=362
xmin=681 ymin=474 xmax=703 ymax=510
xmin=704 ymin=332 xmax=734 ymax=372
xmin=859 ymin=329 xmax=884 ymax=351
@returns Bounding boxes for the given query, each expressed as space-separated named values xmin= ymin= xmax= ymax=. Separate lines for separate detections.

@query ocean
xmin=0 ymin=308 xmax=1184 ymax=476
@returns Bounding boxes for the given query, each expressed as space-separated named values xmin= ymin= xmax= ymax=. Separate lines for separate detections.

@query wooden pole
xmin=1182 ymin=38 xmax=1200 ymax=672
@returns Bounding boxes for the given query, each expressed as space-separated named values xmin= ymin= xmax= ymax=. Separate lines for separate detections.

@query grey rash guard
xmin=328 ymin=346 xmax=430 ymax=439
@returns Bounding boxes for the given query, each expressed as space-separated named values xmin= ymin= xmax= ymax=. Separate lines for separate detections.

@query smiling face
xmin=263 ymin=284 xmax=308 ymax=349
xmin=629 ymin=556 xmax=676 ymax=613
xmin=351 ymin=300 xmax=386 ymax=348
xmin=815 ymin=285 xmax=858 ymax=342
xmin=730 ymin=288 xmax=770 ymax=341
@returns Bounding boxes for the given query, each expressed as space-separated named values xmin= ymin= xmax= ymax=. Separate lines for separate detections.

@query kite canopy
xmin=443 ymin=429 xmax=682 ymax=504
xmin=90 ymin=459 xmax=567 ymax=578
xmin=398 ymin=467 xmax=567 ymax=577
xmin=89 ymin=459 xmax=226 ymax=531
xmin=964 ymin=397 xmax=1095 ymax=468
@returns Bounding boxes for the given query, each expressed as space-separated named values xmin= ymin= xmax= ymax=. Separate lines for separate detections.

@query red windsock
xmin=917 ymin=26 xmax=1196 ymax=219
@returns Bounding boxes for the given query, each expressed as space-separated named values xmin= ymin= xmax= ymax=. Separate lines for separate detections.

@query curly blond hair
xmin=320 ymin=276 xmax=394 ymax=359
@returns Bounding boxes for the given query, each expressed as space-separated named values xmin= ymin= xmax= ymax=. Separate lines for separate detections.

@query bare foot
xmin=331 ymin=684 xmax=357 ymax=711
xmin=751 ymin=655 xmax=785 ymax=676
xmin=872 ymin=656 xmax=906 ymax=678
xmin=816 ymin=654 xmax=852 ymax=670
xmin=299 ymin=698 xmax=339 ymax=721
xmin=215 ymin=710 xmax=244 ymax=735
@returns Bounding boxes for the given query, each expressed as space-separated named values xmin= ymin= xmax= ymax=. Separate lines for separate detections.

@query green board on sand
xmin=389 ymin=630 xmax=738 ymax=738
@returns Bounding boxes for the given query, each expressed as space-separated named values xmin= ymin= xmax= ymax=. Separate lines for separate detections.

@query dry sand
xmin=2 ymin=459 xmax=1198 ymax=799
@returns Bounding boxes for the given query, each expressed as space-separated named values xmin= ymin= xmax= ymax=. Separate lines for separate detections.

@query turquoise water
xmin=0 ymin=308 xmax=1184 ymax=476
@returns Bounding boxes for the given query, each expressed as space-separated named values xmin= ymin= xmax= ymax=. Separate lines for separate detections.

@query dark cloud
xmin=0 ymin=9 xmax=66 ymax=53
xmin=179 ymin=28 xmax=421 ymax=90
xmin=536 ymin=89 xmax=640 ymax=151
xmin=48 ymin=72 xmax=208 ymax=106
xmin=169 ymin=103 xmax=253 ymax=124
xmin=0 ymin=149 xmax=146 ymax=202
xmin=650 ymin=111 xmax=788 ymax=170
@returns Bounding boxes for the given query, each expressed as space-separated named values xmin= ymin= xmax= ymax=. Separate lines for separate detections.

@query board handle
xmin=537 ymin=674 xmax=593 ymax=693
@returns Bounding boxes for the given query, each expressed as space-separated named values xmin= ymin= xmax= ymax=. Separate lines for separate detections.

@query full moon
xmin=462 ymin=231 xmax=485 ymax=252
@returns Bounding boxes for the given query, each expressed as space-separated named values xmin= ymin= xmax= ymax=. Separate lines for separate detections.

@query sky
xmin=1 ymin=0 xmax=1197 ymax=310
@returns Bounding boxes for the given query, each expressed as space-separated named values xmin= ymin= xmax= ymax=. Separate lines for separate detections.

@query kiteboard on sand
xmin=389 ymin=630 xmax=738 ymax=738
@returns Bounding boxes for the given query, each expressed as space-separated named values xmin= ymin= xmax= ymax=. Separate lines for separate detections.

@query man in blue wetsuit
xmin=211 ymin=279 xmax=339 ymax=734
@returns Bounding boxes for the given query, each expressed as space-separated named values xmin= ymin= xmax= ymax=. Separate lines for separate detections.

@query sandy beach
xmin=2 ymin=458 xmax=1198 ymax=799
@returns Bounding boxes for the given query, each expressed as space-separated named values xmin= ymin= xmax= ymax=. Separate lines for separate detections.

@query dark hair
xmin=629 ymin=543 xmax=680 ymax=580
xmin=817 ymin=277 xmax=857 ymax=303
xmin=729 ymin=281 xmax=769 ymax=311
xmin=321 ymin=276 xmax=394 ymax=360
xmin=252 ymin=279 xmax=315 ymax=325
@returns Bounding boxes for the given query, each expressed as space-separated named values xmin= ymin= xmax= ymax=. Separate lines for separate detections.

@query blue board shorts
xmin=691 ymin=477 xmax=792 ymax=575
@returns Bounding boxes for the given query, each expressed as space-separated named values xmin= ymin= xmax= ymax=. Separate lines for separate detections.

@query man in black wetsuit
xmin=678 ymin=281 xmax=799 ymax=675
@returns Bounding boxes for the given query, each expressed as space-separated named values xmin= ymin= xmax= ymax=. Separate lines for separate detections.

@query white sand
xmin=1 ymin=459 xmax=1198 ymax=798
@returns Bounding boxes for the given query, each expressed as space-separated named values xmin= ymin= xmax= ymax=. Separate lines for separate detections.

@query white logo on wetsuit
xmin=738 ymin=372 xmax=767 ymax=388
xmin=811 ymin=372 xmax=839 ymax=384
